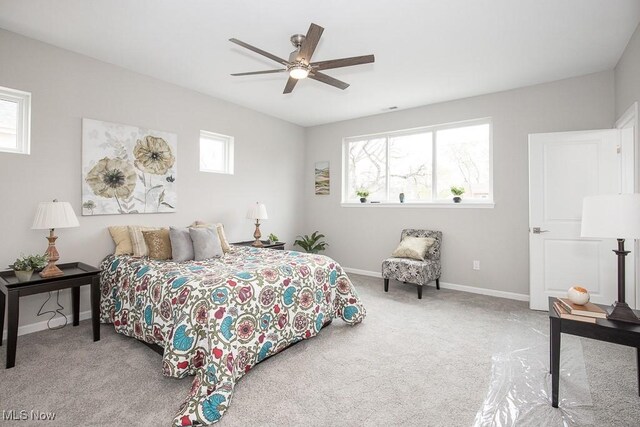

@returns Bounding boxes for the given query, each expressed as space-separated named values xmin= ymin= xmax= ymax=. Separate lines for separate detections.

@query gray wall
xmin=304 ymin=71 xmax=615 ymax=296
xmin=0 ymin=29 xmax=305 ymax=331
xmin=616 ymin=23 xmax=640 ymax=117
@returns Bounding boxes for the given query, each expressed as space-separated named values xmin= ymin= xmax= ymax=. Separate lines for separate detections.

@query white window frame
xmin=0 ymin=86 xmax=31 ymax=155
xmin=341 ymin=118 xmax=494 ymax=207
xmin=199 ymin=130 xmax=234 ymax=175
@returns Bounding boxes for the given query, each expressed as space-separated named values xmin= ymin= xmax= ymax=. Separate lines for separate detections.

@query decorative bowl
xmin=567 ymin=286 xmax=590 ymax=305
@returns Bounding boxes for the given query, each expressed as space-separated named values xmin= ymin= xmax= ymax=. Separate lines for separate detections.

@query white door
xmin=529 ymin=129 xmax=630 ymax=310
xmin=616 ymin=102 xmax=638 ymax=308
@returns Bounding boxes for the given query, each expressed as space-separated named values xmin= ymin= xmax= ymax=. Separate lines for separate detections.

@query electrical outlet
xmin=473 ymin=260 xmax=480 ymax=270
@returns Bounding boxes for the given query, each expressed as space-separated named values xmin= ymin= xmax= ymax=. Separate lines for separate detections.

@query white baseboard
xmin=2 ymin=310 xmax=92 ymax=339
xmin=343 ymin=267 xmax=529 ymax=302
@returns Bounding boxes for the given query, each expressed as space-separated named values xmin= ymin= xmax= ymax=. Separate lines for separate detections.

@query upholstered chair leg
xmin=384 ymin=278 xmax=389 ymax=292
xmin=436 ymin=278 xmax=440 ymax=290
xmin=418 ymin=285 xmax=422 ymax=299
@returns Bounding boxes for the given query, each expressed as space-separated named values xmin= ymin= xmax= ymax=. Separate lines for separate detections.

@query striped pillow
xmin=128 ymin=226 xmax=159 ymax=257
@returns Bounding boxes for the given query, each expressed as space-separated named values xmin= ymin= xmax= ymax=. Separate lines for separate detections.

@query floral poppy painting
xmin=82 ymin=118 xmax=177 ymax=215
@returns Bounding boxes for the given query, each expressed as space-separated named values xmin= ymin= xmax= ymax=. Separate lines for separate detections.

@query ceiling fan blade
xmin=296 ymin=23 xmax=324 ymax=64
xmin=311 ymin=54 xmax=375 ymax=71
xmin=229 ymin=38 xmax=289 ymax=66
xmin=309 ymin=71 xmax=350 ymax=90
xmin=231 ymin=69 xmax=286 ymax=76
xmin=283 ymin=77 xmax=298 ymax=94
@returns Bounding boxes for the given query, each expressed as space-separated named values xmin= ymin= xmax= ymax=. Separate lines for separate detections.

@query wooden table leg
xmin=6 ymin=291 xmax=19 ymax=369
xmin=637 ymin=347 xmax=640 ymax=397
xmin=91 ymin=276 xmax=100 ymax=342
xmin=72 ymin=286 xmax=80 ymax=327
xmin=0 ymin=291 xmax=5 ymax=346
xmin=550 ymin=317 xmax=561 ymax=407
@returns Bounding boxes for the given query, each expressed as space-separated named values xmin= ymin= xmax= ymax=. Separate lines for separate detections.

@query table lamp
xmin=581 ymin=194 xmax=640 ymax=324
xmin=246 ymin=202 xmax=268 ymax=247
xmin=32 ymin=200 xmax=80 ymax=278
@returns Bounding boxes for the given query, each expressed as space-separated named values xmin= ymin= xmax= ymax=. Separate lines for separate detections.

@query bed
xmin=99 ymin=245 xmax=366 ymax=426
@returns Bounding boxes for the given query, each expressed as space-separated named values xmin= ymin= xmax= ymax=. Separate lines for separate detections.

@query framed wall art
xmin=315 ymin=161 xmax=330 ymax=195
xmin=82 ymin=118 xmax=177 ymax=215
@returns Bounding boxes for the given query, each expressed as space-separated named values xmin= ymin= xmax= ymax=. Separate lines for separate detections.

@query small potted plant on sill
xmin=451 ymin=186 xmax=465 ymax=203
xmin=356 ymin=189 xmax=370 ymax=203
xmin=268 ymin=233 xmax=279 ymax=245
xmin=11 ymin=254 xmax=49 ymax=282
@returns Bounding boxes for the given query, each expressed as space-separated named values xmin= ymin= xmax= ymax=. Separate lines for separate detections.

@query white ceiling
xmin=0 ymin=0 xmax=639 ymax=127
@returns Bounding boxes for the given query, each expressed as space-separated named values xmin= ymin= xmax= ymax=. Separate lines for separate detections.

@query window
xmin=0 ymin=86 xmax=31 ymax=155
xmin=200 ymin=130 xmax=234 ymax=174
xmin=343 ymin=119 xmax=492 ymax=204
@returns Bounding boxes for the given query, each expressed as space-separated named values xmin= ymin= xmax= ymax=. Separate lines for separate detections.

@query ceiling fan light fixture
xmin=289 ymin=64 xmax=310 ymax=80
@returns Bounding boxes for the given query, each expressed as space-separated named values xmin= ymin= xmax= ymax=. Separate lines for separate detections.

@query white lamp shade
xmin=246 ymin=203 xmax=268 ymax=220
xmin=581 ymin=194 xmax=640 ymax=239
xmin=32 ymin=201 xmax=80 ymax=229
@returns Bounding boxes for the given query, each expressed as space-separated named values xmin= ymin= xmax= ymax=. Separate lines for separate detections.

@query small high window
xmin=0 ymin=86 xmax=31 ymax=155
xmin=200 ymin=130 xmax=234 ymax=174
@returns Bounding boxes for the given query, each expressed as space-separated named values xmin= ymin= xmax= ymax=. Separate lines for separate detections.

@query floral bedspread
xmin=99 ymin=246 xmax=366 ymax=426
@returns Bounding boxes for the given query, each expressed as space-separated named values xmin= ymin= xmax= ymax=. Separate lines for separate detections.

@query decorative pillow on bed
xmin=189 ymin=226 xmax=223 ymax=260
xmin=191 ymin=221 xmax=231 ymax=253
xmin=392 ymin=236 xmax=435 ymax=261
xmin=169 ymin=226 xmax=194 ymax=262
xmin=108 ymin=226 xmax=133 ymax=255
xmin=128 ymin=226 xmax=159 ymax=257
xmin=142 ymin=228 xmax=172 ymax=260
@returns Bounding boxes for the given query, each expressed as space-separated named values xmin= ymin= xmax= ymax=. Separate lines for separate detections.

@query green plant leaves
xmin=293 ymin=231 xmax=329 ymax=253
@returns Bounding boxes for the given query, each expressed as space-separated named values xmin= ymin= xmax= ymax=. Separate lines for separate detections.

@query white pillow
xmin=391 ymin=236 xmax=435 ymax=261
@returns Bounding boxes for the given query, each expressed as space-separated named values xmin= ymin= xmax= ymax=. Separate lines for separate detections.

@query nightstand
xmin=0 ymin=262 xmax=101 ymax=368
xmin=232 ymin=240 xmax=286 ymax=250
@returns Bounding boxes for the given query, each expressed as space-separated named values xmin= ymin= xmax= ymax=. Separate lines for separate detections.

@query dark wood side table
xmin=0 ymin=262 xmax=101 ymax=368
xmin=548 ymin=296 xmax=640 ymax=407
xmin=232 ymin=240 xmax=286 ymax=251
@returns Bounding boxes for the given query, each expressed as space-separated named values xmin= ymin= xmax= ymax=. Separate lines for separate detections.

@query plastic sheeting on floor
xmin=474 ymin=315 xmax=594 ymax=426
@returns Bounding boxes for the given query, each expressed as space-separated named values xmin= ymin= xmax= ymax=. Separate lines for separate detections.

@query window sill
xmin=340 ymin=201 xmax=495 ymax=209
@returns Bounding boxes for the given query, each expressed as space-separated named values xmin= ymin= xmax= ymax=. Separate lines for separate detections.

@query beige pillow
xmin=191 ymin=221 xmax=231 ymax=253
xmin=392 ymin=236 xmax=436 ymax=261
xmin=129 ymin=226 xmax=159 ymax=257
xmin=109 ymin=226 xmax=133 ymax=255
xmin=142 ymin=228 xmax=172 ymax=260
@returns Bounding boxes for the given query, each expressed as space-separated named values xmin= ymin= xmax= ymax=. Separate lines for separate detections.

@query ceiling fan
xmin=229 ymin=23 xmax=375 ymax=94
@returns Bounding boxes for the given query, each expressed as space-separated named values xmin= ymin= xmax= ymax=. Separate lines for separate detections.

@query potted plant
xmin=268 ymin=233 xmax=279 ymax=245
xmin=294 ymin=231 xmax=328 ymax=254
xmin=356 ymin=189 xmax=370 ymax=203
xmin=451 ymin=186 xmax=465 ymax=203
xmin=11 ymin=254 xmax=48 ymax=282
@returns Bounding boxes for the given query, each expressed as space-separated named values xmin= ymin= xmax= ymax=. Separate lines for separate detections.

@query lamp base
xmin=40 ymin=262 xmax=64 ymax=278
xmin=252 ymin=220 xmax=263 ymax=247
xmin=606 ymin=301 xmax=640 ymax=324
xmin=40 ymin=229 xmax=65 ymax=278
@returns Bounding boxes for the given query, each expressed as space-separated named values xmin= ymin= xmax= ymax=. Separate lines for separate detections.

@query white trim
xmin=199 ymin=130 xmax=234 ymax=175
xmin=2 ymin=310 xmax=92 ymax=339
xmin=343 ymin=267 xmax=529 ymax=302
xmin=343 ymin=267 xmax=383 ymax=278
xmin=341 ymin=201 xmax=494 ymax=208
xmin=616 ymin=101 xmax=639 ymax=309
xmin=0 ymin=85 xmax=31 ymax=155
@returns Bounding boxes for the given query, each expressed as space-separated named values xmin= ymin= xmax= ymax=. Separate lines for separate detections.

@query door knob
xmin=532 ymin=227 xmax=550 ymax=234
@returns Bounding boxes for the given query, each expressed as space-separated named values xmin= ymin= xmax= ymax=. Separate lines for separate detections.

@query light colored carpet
xmin=0 ymin=274 xmax=638 ymax=426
